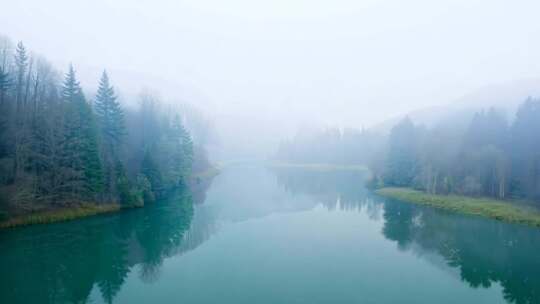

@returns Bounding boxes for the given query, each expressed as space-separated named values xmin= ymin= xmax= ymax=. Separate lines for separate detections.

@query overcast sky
xmin=2 ymin=0 xmax=540 ymax=129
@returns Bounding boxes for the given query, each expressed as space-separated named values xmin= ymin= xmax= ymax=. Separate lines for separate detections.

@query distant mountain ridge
xmin=370 ymin=78 xmax=540 ymax=134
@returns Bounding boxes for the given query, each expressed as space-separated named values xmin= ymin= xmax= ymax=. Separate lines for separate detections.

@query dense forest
xmin=275 ymin=127 xmax=383 ymax=165
xmin=375 ymin=99 xmax=540 ymax=202
xmin=273 ymin=167 xmax=540 ymax=304
xmin=275 ymin=99 xmax=540 ymax=204
xmin=0 ymin=38 xmax=200 ymax=219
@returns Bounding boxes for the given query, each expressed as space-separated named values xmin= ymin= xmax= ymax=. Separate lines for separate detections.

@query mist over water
xmin=3 ymin=0 xmax=540 ymax=159
xmin=2 ymin=2 xmax=540 ymax=304
xmin=1 ymin=166 xmax=539 ymax=304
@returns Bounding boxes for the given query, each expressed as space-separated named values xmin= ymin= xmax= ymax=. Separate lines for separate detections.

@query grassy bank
xmin=191 ymin=166 xmax=221 ymax=180
xmin=0 ymin=167 xmax=221 ymax=230
xmin=269 ymin=162 xmax=369 ymax=172
xmin=376 ymin=187 xmax=540 ymax=227
xmin=0 ymin=204 xmax=122 ymax=229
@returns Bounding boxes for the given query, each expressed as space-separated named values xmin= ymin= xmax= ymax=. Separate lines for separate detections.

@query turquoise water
xmin=1 ymin=165 xmax=539 ymax=304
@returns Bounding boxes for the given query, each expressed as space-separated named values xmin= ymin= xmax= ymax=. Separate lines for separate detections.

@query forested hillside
xmin=274 ymin=97 xmax=540 ymax=204
xmin=0 ymin=38 xmax=198 ymax=220
xmin=274 ymin=127 xmax=383 ymax=165
xmin=374 ymin=99 xmax=540 ymax=202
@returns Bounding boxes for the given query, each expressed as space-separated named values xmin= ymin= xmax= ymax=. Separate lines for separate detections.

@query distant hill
xmin=370 ymin=78 xmax=540 ymax=134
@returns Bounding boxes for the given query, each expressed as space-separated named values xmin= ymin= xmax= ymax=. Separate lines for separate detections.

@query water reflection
xmin=380 ymin=198 xmax=540 ymax=304
xmin=0 ymin=187 xmax=197 ymax=304
xmin=1 ymin=167 xmax=539 ymax=304
xmin=273 ymin=167 xmax=540 ymax=304
xmin=272 ymin=167 xmax=370 ymax=211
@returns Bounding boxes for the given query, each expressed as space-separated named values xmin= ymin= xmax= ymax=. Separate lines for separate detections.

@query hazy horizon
xmin=2 ymin=3 xmax=540 ymax=303
xmin=3 ymin=0 xmax=540 ymax=132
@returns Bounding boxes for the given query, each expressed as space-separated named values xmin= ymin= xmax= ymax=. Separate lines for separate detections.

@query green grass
xmin=0 ymin=204 xmax=122 ymax=229
xmin=269 ymin=162 xmax=369 ymax=172
xmin=0 ymin=167 xmax=223 ymax=230
xmin=190 ymin=166 xmax=221 ymax=179
xmin=376 ymin=187 xmax=540 ymax=227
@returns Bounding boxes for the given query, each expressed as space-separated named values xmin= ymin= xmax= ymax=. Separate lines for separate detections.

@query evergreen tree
xmin=510 ymin=97 xmax=540 ymax=200
xmin=14 ymin=41 xmax=27 ymax=113
xmin=94 ymin=71 xmax=126 ymax=198
xmin=60 ymin=65 xmax=104 ymax=201
xmin=384 ymin=117 xmax=419 ymax=187
xmin=95 ymin=71 xmax=125 ymax=146
xmin=141 ymin=148 xmax=163 ymax=199
xmin=180 ymin=121 xmax=193 ymax=178
xmin=0 ymin=66 xmax=9 ymax=105
xmin=459 ymin=109 xmax=509 ymax=197
xmin=62 ymin=64 xmax=82 ymax=103
xmin=81 ymin=110 xmax=104 ymax=196
xmin=166 ymin=115 xmax=193 ymax=186
xmin=0 ymin=35 xmax=209 ymax=217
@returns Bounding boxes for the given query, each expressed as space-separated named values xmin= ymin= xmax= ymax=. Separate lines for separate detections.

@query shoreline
xmin=1 ymin=167 xmax=222 ymax=230
xmin=0 ymin=203 xmax=123 ymax=229
xmin=376 ymin=187 xmax=540 ymax=227
xmin=268 ymin=162 xmax=369 ymax=172
xmin=190 ymin=166 xmax=221 ymax=179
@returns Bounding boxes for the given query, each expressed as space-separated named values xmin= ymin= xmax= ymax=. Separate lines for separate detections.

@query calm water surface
xmin=1 ymin=165 xmax=539 ymax=304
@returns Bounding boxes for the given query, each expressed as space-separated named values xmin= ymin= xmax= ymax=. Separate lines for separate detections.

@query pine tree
xmin=81 ymin=109 xmax=104 ymax=196
xmin=141 ymin=148 xmax=162 ymax=199
xmin=62 ymin=64 xmax=82 ymax=103
xmin=95 ymin=71 xmax=125 ymax=145
xmin=94 ymin=71 xmax=126 ymax=198
xmin=510 ymin=98 xmax=540 ymax=200
xmin=14 ymin=41 xmax=28 ymax=113
xmin=0 ymin=66 xmax=9 ymax=106
xmin=460 ymin=109 xmax=509 ymax=197
xmin=179 ymin=118 xmax=193 ymax=179
xmin=11 ymin=43 xmax=32 ymax=183
xmin=384 ymin=117 xmax=418 ymax=187
xmin=59 ymin=65 xmax=104 ymax=201
xmin=166 ymin=115 xmax=193 ymax=186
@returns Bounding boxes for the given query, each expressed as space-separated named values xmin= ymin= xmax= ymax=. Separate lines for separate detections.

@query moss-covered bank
xmin=269 ymin=162 xmax=368 ymax=172
xmin=0 ymin=204 xmax=123 ymax=229
xmin=191 ymin=166 xmax=221 ymax=179
xmin=376 ymin=187 xmax=540 ymax=227
xmin=0 ymin=167 xmax=221 ymax=230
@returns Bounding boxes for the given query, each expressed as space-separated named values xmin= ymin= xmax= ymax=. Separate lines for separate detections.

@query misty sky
xmin=2 ymin=0 xmax=540 ymax=129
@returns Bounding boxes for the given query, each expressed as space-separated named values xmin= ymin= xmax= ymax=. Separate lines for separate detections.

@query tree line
xmin=373 ymin=99 xmax=540 ymax=202
xmin=0 ymin=189 xmax=196 ymax=304
xmin=275 ymin=127 xmax=383 ymax=165
xmin=272 ymin=94 xmax=540 ymax=203
xmin=276 ymin=163 xmax=540 ymax=304
xmin=0 ymin=37 xmax=196 ymax=218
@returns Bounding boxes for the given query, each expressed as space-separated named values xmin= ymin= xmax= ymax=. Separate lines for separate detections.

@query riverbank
xmin=1 ymin=167 xmax=221 ymax=230
xmin=191 ymin=166 xmax=221 ymax=179
xmin=269 ymin=162 xmax=369 ymax=172
xmin=376 ymin=187 xmax=540 ymax=227
xmin=0 ymin=203 xmax=122 ymax=229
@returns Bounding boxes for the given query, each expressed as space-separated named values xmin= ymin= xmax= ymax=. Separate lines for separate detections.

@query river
xmin=0 ymin=165 xmax=539 ymax=304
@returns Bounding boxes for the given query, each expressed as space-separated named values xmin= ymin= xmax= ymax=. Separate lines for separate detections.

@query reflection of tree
xmin=135 ymin=190 xmax=194 ymax=282
xmin=381 ymin=200 xmax=415 ymax=250
xmin=381 ymin=197 xmax=540 ymax=304
xmin=173 ymin=206 xmax=218 ymax=256
xmin=188 ymin=174 xmax=216 ymax=205
xmin=0 ymin=187 xmax=199 ymax=304
xmin=97 ymin=239 xmax=130 ymax=304
xmin=273 ymin=168 xmax=369 ymax=211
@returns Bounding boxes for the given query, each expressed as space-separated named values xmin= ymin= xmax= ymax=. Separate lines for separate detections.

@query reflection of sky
xmin=108 ymin=174 xmax=506 ymax=304
xmin=201 ymin=167 xmax=320 ymax=223
xmin=89 ymin=165 xmax=540 ymax=304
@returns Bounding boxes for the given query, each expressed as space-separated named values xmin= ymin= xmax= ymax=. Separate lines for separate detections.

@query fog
xmin=2 ymin=0 xmax=540 ymax=159
xmin=3 ymin=3 xmax=540 ymax=302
